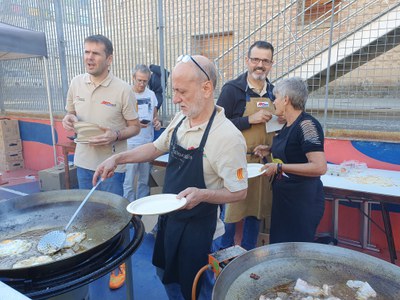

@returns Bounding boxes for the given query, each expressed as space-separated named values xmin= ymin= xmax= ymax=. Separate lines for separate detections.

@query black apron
xmin=269 ymin=112 xmax=325 ymax=244
xmin=152 ymin=108 xmax=218 ymax=300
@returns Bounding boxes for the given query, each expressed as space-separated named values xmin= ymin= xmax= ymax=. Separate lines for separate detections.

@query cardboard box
xmin=38 ymin=164 xmax=78 ymax=191
xmin=0 ymin=159 xmax=25 ymax=171
xmin=0 ymin=150 xmax=23 ymax=162
xmin=0 ymin=119 xmax=20 ymax=141
xmin=0 ymin=139 xmax=22 ymax=153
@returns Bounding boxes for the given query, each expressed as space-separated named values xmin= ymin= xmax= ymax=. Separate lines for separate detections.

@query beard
xmin=183 ymin=104 xmax=201 ymax=119
xmin=250 ymin=68 xmax=267 ymax=81
xmin=181 ymin=94 xmax=204 ymax=119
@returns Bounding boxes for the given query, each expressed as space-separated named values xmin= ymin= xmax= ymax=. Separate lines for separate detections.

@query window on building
xmin=191 ymin=32 xmax=234 ymax=83
xmin=300 ymin=0 xmax=341 ymax=25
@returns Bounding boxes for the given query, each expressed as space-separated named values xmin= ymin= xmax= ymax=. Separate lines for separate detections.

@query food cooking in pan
xmin=0 ymin=231 xmax=87 ymax=269
xmin=259 ymin=278 xmax=377 ymax=300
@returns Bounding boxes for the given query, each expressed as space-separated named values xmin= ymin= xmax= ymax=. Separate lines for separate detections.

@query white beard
xmin=250 ymin=71 xmax=267 ymax=81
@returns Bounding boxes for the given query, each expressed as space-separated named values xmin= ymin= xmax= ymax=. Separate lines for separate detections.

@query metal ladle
xmin=37 ymin=179 xmax=102 ymax=255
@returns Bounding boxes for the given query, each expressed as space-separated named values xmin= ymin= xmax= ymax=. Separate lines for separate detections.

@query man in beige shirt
xmin=62 ymin=34 xmax=140 ymax=289
xmin=93 ymin=54 xmax=247 ymax=300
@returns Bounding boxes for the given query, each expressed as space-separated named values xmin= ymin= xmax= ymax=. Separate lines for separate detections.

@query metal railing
xmin=1 ymin=0 xmax=399 ymax=137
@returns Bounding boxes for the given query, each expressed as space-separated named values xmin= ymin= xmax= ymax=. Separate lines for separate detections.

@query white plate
xmin=247 ymin=163 xmax=266 ymax=179
xmin=74 ymin=138 xmax=89 ymax=144
xmin=75 ymin=126 xmax=103 ymax=138
xmin=126 ymin=194 xmax=187 ymax=215
xmin=74 ymin=122 xmax=103 ymax=137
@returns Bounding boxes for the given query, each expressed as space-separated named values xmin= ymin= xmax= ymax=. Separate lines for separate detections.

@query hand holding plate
xmin=261 ymin=163 xmax=278 ymax=177
xmin=177 ymin=187 xmax=204 ymax=210
xmin=62 ymin=114 xmax=78 ymax=131
xmin=86 ymin=125 xmax=114 ymax=145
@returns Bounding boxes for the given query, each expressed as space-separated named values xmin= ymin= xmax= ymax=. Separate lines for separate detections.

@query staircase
xmin=215 ymin=0 xmax=400 ymax=92
xmin=279 ymin=4 xmax=400 ymax=92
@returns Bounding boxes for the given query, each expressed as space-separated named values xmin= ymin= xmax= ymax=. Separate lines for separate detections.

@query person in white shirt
xmin=123 ymin=64 xmax=161 ymax=201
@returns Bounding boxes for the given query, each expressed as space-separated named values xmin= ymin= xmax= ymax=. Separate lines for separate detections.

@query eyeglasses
xmin=177 ymin=54 xmax=210 ymax=81
xmin=135 ymin=79 xmax=148 ymax=84
xmin=248 ymin=57 xmax=273 ymax=66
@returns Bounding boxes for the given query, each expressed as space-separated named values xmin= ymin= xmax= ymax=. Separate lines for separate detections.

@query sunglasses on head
xmin=177 ymin=55 xmax=210 ymax=81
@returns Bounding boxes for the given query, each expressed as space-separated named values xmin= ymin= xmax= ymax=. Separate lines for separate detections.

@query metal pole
xmin=44 ymin=57 xmax=58 ymax=167
xmin=0 ymin=85 xmax=4 ymax=114
xmin=157 ymin=0 xmax=167 ymax=123
xmin=323 ymin=0 xmax=336 ymax=134
xmin=53 ymin=0 xmax=69 ymax=102
xmin=124 ymin=225 xmax=135 ymax=300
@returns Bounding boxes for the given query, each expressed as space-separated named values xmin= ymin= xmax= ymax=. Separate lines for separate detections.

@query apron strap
xmin=169 ymin=106 xmax=217 ymax=152
xmin=198 ymin=106 xmax=217 ymax=151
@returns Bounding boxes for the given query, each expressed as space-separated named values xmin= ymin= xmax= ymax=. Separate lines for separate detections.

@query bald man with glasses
xmin=94 ymin=55 xmax=247 ymax=300
xmin=216 ymin=40 xmax=277 ymax=251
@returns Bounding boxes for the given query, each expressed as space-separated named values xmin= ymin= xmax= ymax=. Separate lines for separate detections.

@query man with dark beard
xmin=216 ymin=41 xmax=276 ymax=250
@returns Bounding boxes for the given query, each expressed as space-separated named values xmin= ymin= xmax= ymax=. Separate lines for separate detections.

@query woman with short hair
xmin=254 ymin=77 xmax=327 ymax=243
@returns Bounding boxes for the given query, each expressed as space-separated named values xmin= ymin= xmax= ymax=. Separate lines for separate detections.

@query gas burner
xmin=1 ymin=218 xmax=144 ymax=300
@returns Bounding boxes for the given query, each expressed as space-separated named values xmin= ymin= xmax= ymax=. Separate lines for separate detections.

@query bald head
xmin=175 ymin=55 xmax=217 ymax=88
xmin=171 ymin=55 xmax=217 ymax=124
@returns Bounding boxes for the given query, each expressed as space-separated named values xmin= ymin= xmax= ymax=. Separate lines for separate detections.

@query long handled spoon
xmin=37 ymin=179 xmax=102 ymax=255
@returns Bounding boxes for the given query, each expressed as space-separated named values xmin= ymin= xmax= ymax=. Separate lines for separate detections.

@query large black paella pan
xmin=213 ymin=242 xmax=400 ymax=299
xmin=0 ymin=190 xmax=134 ymax=278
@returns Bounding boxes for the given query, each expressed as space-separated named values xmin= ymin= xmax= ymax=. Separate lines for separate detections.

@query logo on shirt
xmin=257 ymin=102 xmax=269 ymax=108
xmin=101 ymin=100 xmax=116 ymax=107
xmin=236 ymin=168 xmax=245 ymax=180
xmin=75 ymin=96 xmax=85 ymax=102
